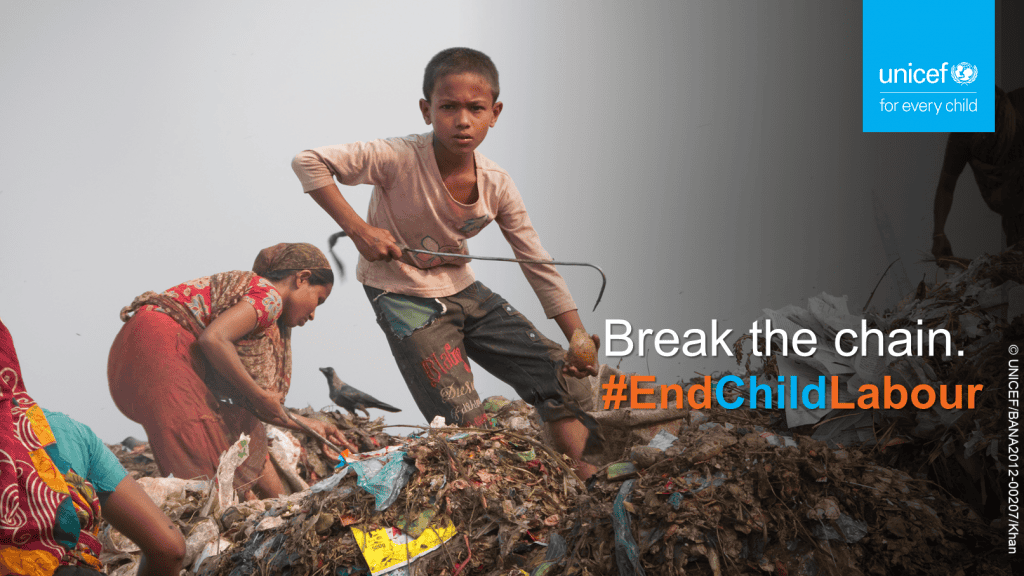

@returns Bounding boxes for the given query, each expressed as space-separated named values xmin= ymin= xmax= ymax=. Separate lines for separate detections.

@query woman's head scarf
xmin=252 ymin=242 xmax=331 ymax=277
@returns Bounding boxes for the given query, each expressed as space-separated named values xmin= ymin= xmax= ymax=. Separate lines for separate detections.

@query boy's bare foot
xmin=546 ymin=417 xmax=597 ymax=481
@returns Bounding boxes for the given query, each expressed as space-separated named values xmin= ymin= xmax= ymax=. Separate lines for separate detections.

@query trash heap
xmin=107 ymin=442 xmax=160 ymax=480
xmin=102 ymin=395 xmax=1009 ymax=575
xmin=864 ymin=251 xmax=1019 ymax=523
xmin=741 ymin=249 xmax=1020 ymax=523
xmin=288 ymin=407 xmax=399 ymax=483
xmin=102 ymin=399 xmax=595 ymax=576
xmin=566 ymin=405 xmax=1006 ymax=576
xmin=203 ymin=402 xmax=587 ymax=575
xmin=95 ymin=250 xmax=1018 ymax=575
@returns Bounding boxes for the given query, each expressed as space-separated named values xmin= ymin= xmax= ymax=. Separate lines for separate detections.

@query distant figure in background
xmin=107 ymin=242 xmax=346 ymax=499
xmin=42 ymin=410 xmax=185 ymax=576
xmin=320 ymin=366 xmax=401 ymax=418
xmin=932 ymin=86 xmax=1024 ymax=265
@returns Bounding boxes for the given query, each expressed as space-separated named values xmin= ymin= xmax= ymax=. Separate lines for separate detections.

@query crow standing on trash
xmin=320 ymin=366 xmax=401 ymax=418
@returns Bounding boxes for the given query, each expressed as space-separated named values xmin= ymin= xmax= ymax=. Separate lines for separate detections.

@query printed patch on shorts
xmin=439 ymin=381 xmax=476 ymax=402
xmin=376 ymin=293 xmax=445 ymax=339
xmin=450 ymin=397 xmax=483 ymax=423
xmin=466 ymin=412 xmax=490 ymax=428
xmin=421 ymin=342 xmax=472 ymax=386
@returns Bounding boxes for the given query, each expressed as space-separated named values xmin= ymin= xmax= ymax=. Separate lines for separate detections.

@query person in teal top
xmin=43 ymin=411 xmax=129 ymax=503
xmin=42 ymin=410 xmax=186 ymax=576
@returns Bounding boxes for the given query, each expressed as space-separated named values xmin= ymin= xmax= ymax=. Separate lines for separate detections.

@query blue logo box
xmin=863 ymin=0 xmax=994 ymax=132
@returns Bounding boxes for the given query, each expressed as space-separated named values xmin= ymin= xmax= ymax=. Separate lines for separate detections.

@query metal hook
xmin=327 ymin=231 xmax=607 ymax=311
xmin=401 ymin=246 xmax=607 ymax=312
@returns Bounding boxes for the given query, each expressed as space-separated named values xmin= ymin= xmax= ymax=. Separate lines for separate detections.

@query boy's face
xmin=419 ymin=72 xmax=502 ymax=158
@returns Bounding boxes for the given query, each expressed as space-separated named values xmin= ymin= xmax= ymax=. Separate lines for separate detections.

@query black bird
xmin=320 ymin=366 xmax=401 ymax=418
xmin=121 ymin=436 xmax=147 ymax=451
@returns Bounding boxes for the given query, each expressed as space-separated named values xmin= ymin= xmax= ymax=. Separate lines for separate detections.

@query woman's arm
xmin=197 ymin=302 xmax=290 ymax=427
xmin=199 ymin=302 xmax=354 ymax=450
xmin=102 ymin=476 xmax=185 ymax=576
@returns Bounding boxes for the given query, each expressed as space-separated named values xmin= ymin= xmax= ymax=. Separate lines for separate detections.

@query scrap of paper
xmin=351 ymin=520 xmax=457 ymax=575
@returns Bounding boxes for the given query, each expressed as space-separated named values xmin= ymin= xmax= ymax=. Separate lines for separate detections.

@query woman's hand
xmin=300 ymin=417 xmax=358 ymax=456
xmin=250 ymin=389 xmax=289 ymax=427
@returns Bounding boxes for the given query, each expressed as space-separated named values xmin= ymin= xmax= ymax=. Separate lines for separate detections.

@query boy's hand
xmin=306 ymin=184 xmax=401 ymax=262
xmin=554 ymin=311 xmax=600 ymax=378
xmin=562 ymin=333 xmax=601 ymax=378
xmin=352 ymin=224 xmax=404 ymax=262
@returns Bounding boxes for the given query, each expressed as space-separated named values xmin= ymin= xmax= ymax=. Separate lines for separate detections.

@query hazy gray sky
xmin=1 ymin=1 xmax=1000 ymax=442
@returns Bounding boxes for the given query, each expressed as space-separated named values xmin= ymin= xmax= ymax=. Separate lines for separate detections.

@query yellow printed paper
xmin=351 ymin=520 xmax=457 ymax=576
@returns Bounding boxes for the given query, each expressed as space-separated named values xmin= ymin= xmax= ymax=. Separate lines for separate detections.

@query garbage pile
xmin=567 ymin=405 xmax=1005 ymax=576
xmin=102 ymin=393 xmax=1008 ymax=575
xmin=741 ymin=250 xmax=1020 ymax=523
xmin=865 ymin=251 xmax=1019 ymax=523
xmin=101 ymin=399 xmax=591 ymax=576
xmin=108 ymin=441 xmax=160 ymax=480
xmin=94 ymin=250 xmax=1019 ymax=575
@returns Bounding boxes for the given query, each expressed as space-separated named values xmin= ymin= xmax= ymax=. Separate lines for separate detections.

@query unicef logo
xmin=951 ymin=62 xmax=978 ymax=85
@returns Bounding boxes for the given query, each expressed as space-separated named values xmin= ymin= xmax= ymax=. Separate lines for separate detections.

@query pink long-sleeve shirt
xmin=292 ymin=133 xmax=577 ymax=318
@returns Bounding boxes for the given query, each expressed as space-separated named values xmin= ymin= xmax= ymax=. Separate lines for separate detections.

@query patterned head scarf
xmin=2 ymin=319 xmax=80 ymax=575
xmin=252 ymin=242 xmax=331 ymax=277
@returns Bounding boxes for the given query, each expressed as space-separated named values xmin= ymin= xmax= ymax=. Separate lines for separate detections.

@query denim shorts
xmin=365 ymin=281 xmax=593 ymax=426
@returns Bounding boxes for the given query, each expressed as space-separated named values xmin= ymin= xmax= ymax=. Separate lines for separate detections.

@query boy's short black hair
xmin=423 ymin=47 xmax=500 ymax=102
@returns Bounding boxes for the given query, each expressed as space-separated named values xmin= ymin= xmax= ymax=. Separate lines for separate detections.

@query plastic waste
xmin=612 ymin=479 xmax=645 ymax=576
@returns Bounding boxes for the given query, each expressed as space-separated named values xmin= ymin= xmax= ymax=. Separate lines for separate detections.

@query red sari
xmin=107 ymin=272 xmax=291 ymax=492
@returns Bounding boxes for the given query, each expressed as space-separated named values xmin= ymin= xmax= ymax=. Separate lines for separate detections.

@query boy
xmin=292 ymin=48 xmax=600 ymax=478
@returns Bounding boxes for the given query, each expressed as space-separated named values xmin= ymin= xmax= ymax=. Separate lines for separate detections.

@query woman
xmin=1 ymin=317 xmax=79 ymax=576
xmin=43 ymin=409 xmax=186 ymax=576
xmin=1 ymin=317 xmax=184 ymax=576
xmin=108 ymin=242 xmax=347 ymax=498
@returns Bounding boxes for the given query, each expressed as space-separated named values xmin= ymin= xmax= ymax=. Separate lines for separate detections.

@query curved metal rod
xmin=403 ymin=247 xmax=607 ymax=312
xmin=327 ymin=231 xmax=607 ymax=311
